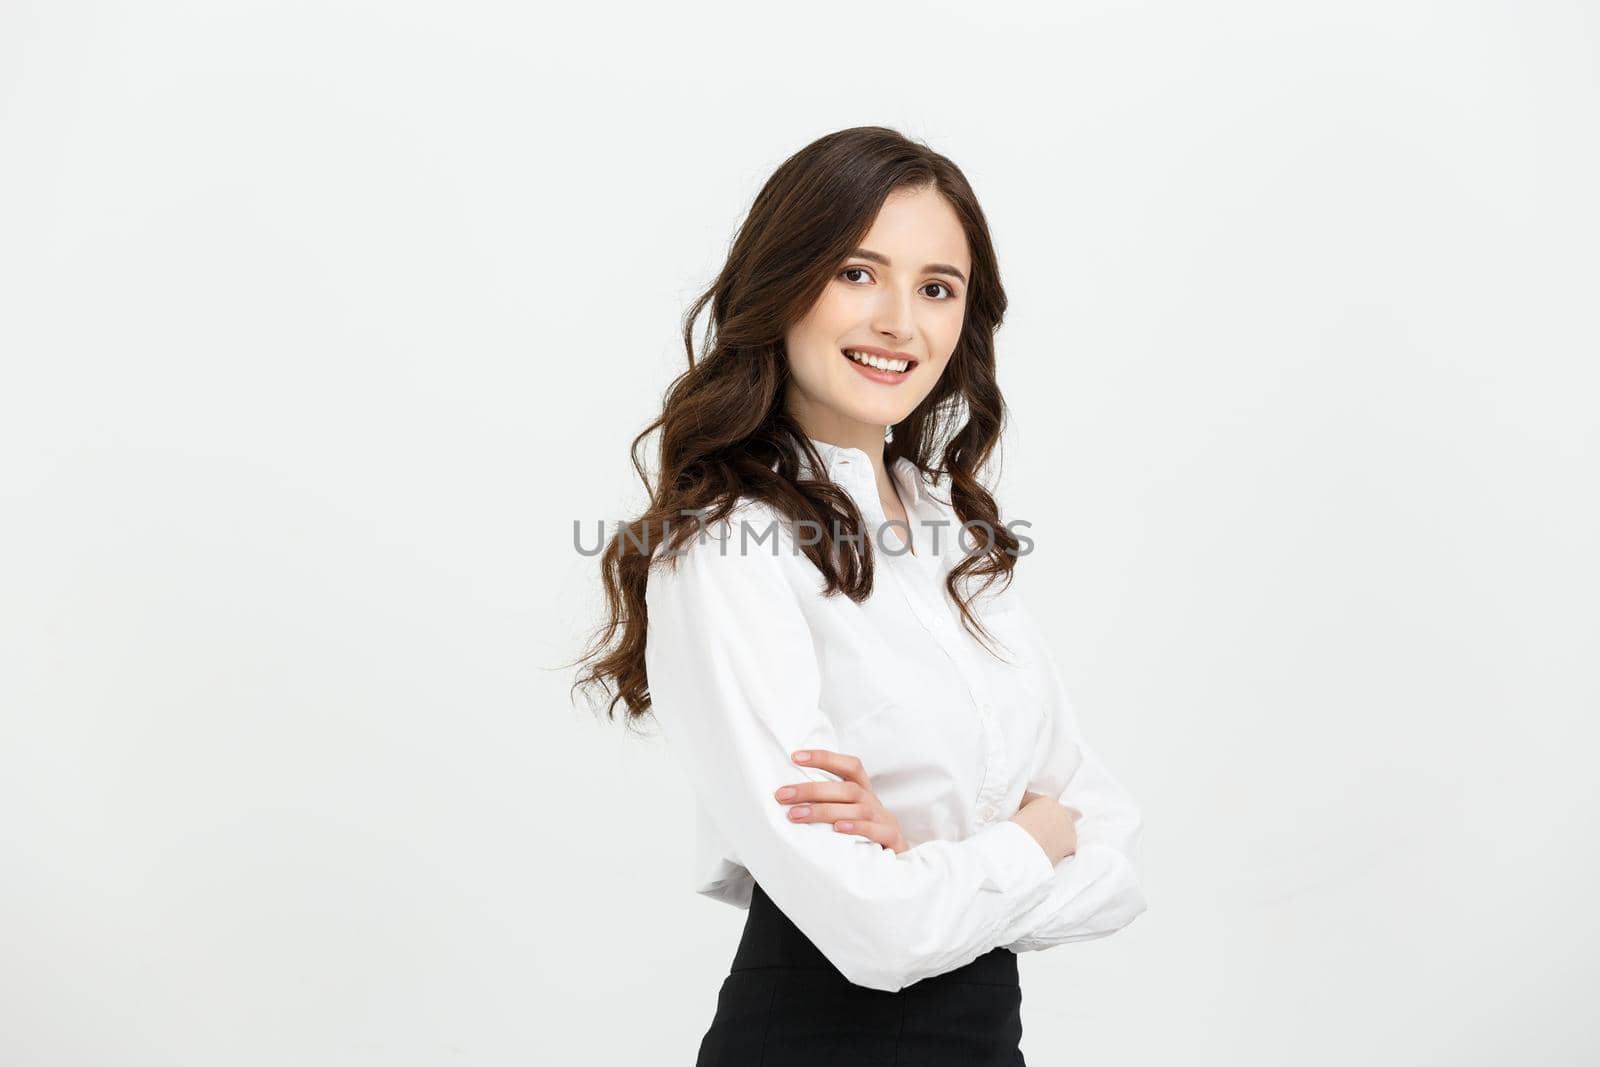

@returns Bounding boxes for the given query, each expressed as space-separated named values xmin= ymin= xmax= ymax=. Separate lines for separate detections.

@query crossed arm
xmin=644 ymin=512 xmax=1145 ymax=990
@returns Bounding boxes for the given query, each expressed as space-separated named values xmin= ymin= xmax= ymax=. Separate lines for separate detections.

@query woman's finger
xmin=792 ymin=749 xmax=871 ymax=790
xmin=773 ymin=780 xmax=862 ymax=805
xmin=785 ymin=801 xmax=872 ymax=825
xmin=833 ymin=819 xmax=900 ymax=851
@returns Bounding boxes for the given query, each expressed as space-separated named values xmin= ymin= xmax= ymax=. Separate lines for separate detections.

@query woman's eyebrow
xmin=849 ymin=247 xmax=967 ymax=285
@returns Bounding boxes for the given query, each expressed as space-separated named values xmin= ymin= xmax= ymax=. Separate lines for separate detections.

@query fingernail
xmin=790 ymin=806 xmax=810 ymax=819
xmin=836 ymin=821 xmax=854 ymax=831
xmin=793 ymin=751 xmax=811 ymax=762
xmin=776 ymin=787 xmax=796 ymax=800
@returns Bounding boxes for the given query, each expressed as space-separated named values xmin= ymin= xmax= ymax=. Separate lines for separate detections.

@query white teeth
xmin=844 ymin=349 xmax=910 ymax=373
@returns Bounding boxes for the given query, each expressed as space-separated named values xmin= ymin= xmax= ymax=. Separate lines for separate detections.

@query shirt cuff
xmin=972 ymin=818 xmax=1057 ymax=894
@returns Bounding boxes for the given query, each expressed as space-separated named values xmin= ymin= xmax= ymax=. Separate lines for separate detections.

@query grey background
xmin=2 ymin=1 xmax=1596 ymax=1063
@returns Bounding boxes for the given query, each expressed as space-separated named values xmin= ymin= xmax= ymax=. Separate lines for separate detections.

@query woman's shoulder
xmin=645 ymin=496 xmax=815 ymax=602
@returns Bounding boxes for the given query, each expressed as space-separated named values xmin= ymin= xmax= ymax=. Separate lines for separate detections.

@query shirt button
xmin=980 ymin=804 xmax=997 ymax=820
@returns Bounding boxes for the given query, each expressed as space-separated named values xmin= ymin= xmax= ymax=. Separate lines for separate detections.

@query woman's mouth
xmin=841 ymin=347 xmax=917 ymax=384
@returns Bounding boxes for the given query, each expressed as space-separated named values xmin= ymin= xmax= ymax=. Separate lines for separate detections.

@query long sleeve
xmin=1000 ymin=590 xmax=1149 ymax=953
xmin=643 ymin=508 xmax=1061 ymax=992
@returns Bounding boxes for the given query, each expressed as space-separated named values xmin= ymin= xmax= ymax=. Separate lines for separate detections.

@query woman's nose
xmin=871 ymin=290 xmax=916 ymax=342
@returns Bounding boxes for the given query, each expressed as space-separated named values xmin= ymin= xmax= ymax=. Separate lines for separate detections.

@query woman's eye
xmin=840 ymin=268 xmax=957 ymax=301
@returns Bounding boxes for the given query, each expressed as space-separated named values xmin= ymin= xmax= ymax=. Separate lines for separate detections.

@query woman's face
xmin=783 ymin=185 xmax=971 ymax=440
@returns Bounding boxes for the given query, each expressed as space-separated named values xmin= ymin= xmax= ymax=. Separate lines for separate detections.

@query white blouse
xmin=643 ymin=435 xmax=1147 ymax=992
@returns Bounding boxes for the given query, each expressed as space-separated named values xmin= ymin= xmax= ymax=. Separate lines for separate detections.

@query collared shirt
xmin=642 ymin=435 xmax=1147 ymax=992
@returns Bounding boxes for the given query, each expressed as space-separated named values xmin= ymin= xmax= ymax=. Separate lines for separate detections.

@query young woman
xmin=573 ymin=126 xmax=1146 ymax=1065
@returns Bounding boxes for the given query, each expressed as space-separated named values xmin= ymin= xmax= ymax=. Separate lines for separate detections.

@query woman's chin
xmin=829 ymin=400 xmax=910 ymax=432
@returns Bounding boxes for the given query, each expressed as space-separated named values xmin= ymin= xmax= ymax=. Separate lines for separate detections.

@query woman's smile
xmin=842 ymin=346 xmax=919 ymax=384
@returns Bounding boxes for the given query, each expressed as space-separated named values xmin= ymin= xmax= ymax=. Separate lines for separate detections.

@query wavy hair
xmin=569 ymin=126 xmax=1023 ymax=728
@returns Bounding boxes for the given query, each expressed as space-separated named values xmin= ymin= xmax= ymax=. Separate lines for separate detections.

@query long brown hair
xmin=569 ymin=126 xmax=1022 ymax=728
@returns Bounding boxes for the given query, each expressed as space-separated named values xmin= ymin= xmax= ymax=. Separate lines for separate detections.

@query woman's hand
xmin=1010 ymin=791 xmax=1082 ymax=865
xmin=774 ymin=749 xmax=909 ymax=854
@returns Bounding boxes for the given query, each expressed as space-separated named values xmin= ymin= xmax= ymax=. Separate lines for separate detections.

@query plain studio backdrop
xmin=2 ymin=1 xmax=1596 ymax=1064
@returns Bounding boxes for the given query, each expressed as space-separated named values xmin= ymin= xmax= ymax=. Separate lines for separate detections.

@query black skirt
xmin=696 ymin=882 xmax=1027 ymax=1066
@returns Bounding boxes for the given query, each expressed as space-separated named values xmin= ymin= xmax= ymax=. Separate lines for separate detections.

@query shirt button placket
xmin=928 ymin=608 xmax=1006 ymax=824
xmin=841 ymin=451 xmax=1010 ymax=828
xmin=971 ymin=692 xmax=1009 ymax=823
